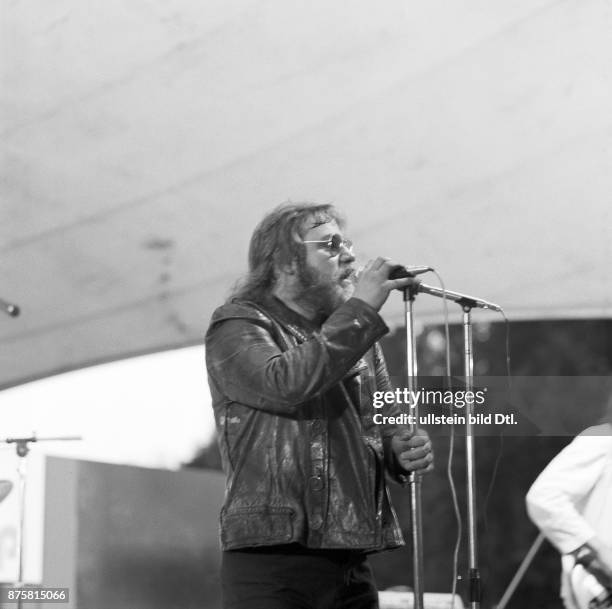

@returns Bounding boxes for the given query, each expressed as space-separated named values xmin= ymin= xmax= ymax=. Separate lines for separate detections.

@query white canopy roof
xmin=1 ymin=0 xmax=611 ymax=389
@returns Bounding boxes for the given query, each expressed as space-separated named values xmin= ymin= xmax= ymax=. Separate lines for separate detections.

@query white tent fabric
xmin=1 ymin=0 xmax=611 ymax=389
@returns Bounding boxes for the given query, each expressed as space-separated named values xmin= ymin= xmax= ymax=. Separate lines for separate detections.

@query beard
xmin=295 ymin=262 xmax=354 ymax=320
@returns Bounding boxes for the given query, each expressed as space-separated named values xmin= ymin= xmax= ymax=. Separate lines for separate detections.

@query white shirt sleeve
xmin=526 ymin=427 xmax=612 ymax=555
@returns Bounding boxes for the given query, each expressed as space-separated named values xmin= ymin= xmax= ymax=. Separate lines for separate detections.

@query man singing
xmin=205 ymin=202 xmax=433 ymax=609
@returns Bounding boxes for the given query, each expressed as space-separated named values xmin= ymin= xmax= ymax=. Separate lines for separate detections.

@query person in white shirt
xmin=526 ymin=399 xmax=612 ymax=609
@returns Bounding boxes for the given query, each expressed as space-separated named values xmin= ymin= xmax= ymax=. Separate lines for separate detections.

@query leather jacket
xmin=205 ymin=295 xmax=406 ymax=552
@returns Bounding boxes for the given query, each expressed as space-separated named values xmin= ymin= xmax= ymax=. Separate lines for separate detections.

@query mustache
xmin=296 ymin=263 xmax=355 ymax=287
xmin=339 ymin=267 xmax=356 ymax=281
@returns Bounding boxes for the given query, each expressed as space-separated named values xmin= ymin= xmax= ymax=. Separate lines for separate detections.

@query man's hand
xmin=586 ymin=538 xmax=612 ymax=588
xmin=391 ymin=428 xmax=434 ymax=475
xmin=353 ymin=258 xmax=419 ymax=312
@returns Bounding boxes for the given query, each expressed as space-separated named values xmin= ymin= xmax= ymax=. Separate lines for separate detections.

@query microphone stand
xmin=396 ymin=276 xmax=501 ymax=608
xmin=2 ymin=434 xmax=82 ymax=607
xmin=415 ymin=284 xmax=499 ymax=609
xmin=461 ymin=304 xmax=481 ymax=609
xmin=404 ymin=282 xmax=503 ymax=609
xmin=402 ymin=283 xmax=425 ymax=609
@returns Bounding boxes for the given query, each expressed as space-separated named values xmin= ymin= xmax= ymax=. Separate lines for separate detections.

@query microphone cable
xmin=429 ymin=269 xmax=462 ymax=609
xmin=481 ymin=309 xmax=513 ymax=570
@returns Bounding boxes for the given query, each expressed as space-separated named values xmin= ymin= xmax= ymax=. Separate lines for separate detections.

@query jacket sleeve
xmin=205 ymin=297 xmax=388 ymax=413
xmin=525 ymin=430 xmax=611 ymax=554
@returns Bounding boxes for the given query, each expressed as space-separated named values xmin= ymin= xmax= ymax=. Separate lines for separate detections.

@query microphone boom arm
xmin=417 ymin=282 xmax=502 ymax=312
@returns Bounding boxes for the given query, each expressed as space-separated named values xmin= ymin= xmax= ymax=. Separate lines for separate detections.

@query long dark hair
xmin=230 ymin=202 xmax=344 ymax=303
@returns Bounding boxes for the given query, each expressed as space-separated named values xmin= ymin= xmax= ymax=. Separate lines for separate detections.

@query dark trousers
xmin=221 ymin=544 xmax=380 ymax=609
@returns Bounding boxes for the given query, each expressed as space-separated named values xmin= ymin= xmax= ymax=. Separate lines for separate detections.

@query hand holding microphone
xmin=352 ymin=258 xmax=431 ymax=311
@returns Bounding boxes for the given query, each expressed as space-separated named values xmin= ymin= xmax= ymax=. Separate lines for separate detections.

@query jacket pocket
xmin=220 ymin=505 xmax=295 ymax=547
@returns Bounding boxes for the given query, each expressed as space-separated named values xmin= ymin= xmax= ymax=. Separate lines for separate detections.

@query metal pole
xmin=496 ymin=533 xmax=545 ymax=609
xmin=463 ymin=307 xmax=481 ymax=609
xmin=13 ymin=443 xmax=29 ymax=609
xmin=404 ymin=288 xmax=424 ymax=609
xmin=16 ymin=456 xmax=27 ymax=587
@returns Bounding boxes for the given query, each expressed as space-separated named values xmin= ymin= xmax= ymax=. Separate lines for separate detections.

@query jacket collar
xmin=260 ymin=295 xmax=323 ymax=336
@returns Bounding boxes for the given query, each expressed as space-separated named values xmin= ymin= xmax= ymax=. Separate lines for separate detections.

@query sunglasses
xmin=303 ymin=234 xmax=354 ymax=255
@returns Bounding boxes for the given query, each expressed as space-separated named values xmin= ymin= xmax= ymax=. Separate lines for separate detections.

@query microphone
xmin=0 ymin=297 xmax=20 ymax=317
xmin=389 ymin=265 xmax=433 ymax=279
xmin=388 ymin=268 xmax=502 ymax=311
